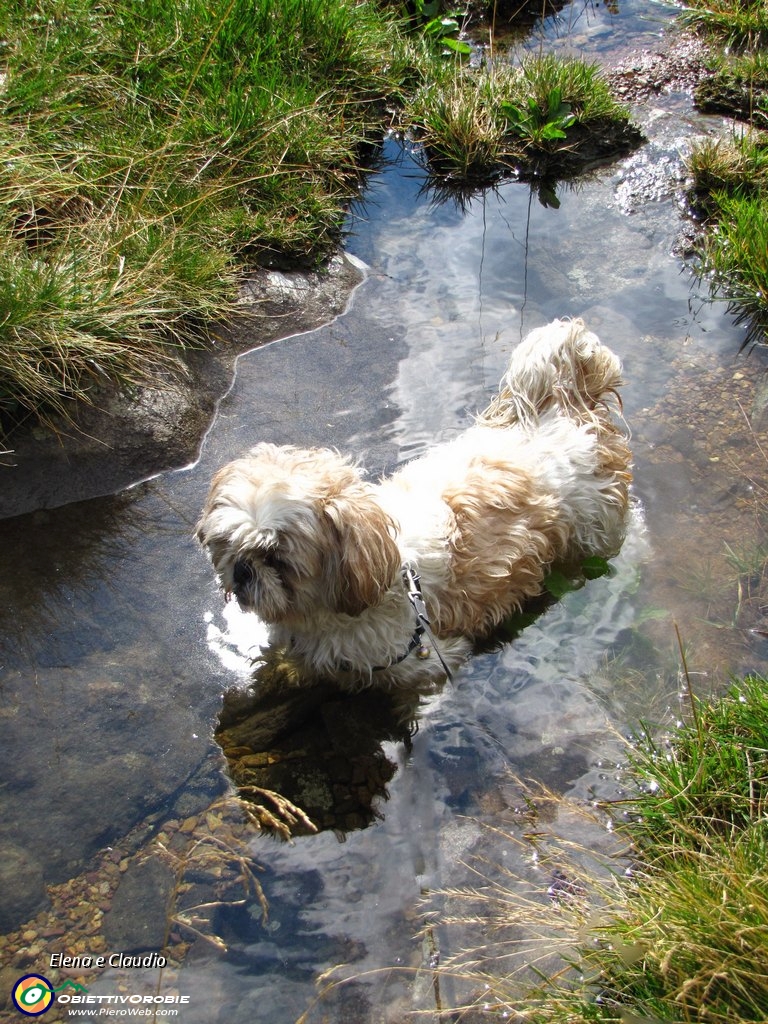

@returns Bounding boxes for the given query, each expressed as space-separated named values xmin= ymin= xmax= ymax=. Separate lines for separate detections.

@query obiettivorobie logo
xmin=10 ymin=972 xmax=191 ymax=1017
xmin=11 ymin=975 xmax=87 ymax=1016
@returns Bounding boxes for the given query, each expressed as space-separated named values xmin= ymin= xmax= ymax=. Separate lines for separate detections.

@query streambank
xmin=0 ymin=255 xmax=365 ymax=520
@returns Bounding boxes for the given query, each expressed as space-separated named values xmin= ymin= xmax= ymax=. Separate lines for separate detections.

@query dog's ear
xmin=321 ymin=493 xmax=400 ymax=617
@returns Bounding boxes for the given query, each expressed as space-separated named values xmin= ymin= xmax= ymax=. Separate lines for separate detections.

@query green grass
xmin=625 ymin=674 xmax=768 ymax=850
xmin=694 ymin=190 xmax=768 ymax=346
xmin=426 ymin=676 xmax=768 ymax=1022
xmin=404 ymin=53 xmax=642 ymax=183
xmin=695 ymin=51 xmax=768 ymax=126
xmin=682 ymin=0 xmax=768 ymax=51
xmin=688 ymin=133 xmax=768 ymax=205
xmin=682 ymin=0 xmax=768 ymax=345
xmin=687 ymin=134 xmax=768 ymax=346
xmin=562 ymin=676 xmax=768 ymax=1022
xmin=0 ymin=1 xmax=641 ymax=426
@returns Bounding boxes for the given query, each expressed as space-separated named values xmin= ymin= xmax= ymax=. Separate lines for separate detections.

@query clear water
xmin=2 ymin=2 xmax=768 ymax=1020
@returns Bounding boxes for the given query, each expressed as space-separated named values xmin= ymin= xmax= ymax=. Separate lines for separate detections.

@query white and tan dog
xmin=196 ymin=318 xmax=632 ymax=689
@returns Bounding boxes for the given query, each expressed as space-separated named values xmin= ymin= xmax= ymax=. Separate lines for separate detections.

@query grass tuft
xmin=682 ymin=0 xmax=768 ymax=51
xmin=405 ymin=54 xmax=641 ymax=183
xmin=683 ymin=0 xmax=768 ymax=345
xmin=687 ymin=133 xmax=768 ymax=347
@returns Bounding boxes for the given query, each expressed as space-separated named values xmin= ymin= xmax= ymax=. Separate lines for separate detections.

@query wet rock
xmin=101 ymin=854 xmax=176 ymax=953
xmin=0 ymin=843 xmax=49 ymax=932
xmin=0 ymin=966 xmax=20 ymax=1009
xmin=604 ymin=30 xmax=714 ymax=103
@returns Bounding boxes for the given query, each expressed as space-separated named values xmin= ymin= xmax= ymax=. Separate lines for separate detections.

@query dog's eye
xmin=261 ymin=548 xmax=285 ymax=573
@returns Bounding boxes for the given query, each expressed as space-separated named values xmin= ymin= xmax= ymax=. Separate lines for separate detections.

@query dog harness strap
xmin=399 ymin=565 xmax=455 ymax=682
xmin=365 ymin=566 xmax=453 ymax=679
xmin=369 ymin=578 xmax=424 ymax=672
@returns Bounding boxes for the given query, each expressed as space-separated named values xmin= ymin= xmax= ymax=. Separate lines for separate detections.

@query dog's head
xmin=196 ymin=444 xmax=401 ymax=622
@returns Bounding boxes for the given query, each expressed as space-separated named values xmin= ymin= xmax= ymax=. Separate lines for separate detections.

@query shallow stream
xmin=2 ymin=1 xmax=768 ymax=1021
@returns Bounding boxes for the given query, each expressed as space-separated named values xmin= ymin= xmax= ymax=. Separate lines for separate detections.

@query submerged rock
xmin=101 ymin=854 xmax=176 ymax=953
xmin=0 ymin=843 xmax=49 ymax=932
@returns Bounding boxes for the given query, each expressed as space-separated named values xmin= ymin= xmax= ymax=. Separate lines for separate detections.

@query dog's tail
xmin=479 ymin=318 xmax=623 ymax=428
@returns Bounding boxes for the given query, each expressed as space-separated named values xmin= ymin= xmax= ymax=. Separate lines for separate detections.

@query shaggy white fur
xmin=196 ymin=318 xmax=632 ymax=689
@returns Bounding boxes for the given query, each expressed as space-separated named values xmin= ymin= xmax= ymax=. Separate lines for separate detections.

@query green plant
xmin=686 ymin=131 xmax=768 ymax=345
xmin=688 ymin=133 xmax=768 ymax=210
xmin=696 ymin=190 xmax=768 ymax=346
xmin=694 ymin=50 xmax=768 ymax=126
xmin=681 ymin=0 xmax=768 ymax=51
xmin=404 ymin=54 xmax=640 ymax=182
xmin=419 ymin=676 xmax=768 ymax=1023
xmin=625 ymin=675 xmax=768 ymax=842
xmin=410 ymin=0 xmax=472 ymax=55
xmin=500 ymin=86 xmax=576 ymax=146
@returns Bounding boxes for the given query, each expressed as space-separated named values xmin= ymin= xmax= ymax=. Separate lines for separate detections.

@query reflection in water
xmin=211 ymin=588 xmax=569 ymax=840
xmin=208 ymin=528 xmax=637 ymax=842
xmin=216 ymin=666 xmax=417 ymax=837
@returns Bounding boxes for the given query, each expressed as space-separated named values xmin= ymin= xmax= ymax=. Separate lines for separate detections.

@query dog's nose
xmin=232 ymin=559 xmax=254 ymax=594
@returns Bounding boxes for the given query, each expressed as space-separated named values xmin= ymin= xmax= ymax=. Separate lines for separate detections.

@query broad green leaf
xmin=442 ymin=36 xmax=471 ymax=54
xmin=582 ymin=555 xmax=613 ymax=580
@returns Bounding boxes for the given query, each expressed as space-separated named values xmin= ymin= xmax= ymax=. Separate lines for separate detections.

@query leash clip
xmin=402 ymin=565 xmax=429 ymax=625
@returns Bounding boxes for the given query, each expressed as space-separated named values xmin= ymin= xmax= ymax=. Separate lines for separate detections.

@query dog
xmin=196 ymin=318 xmax=632 ymax=690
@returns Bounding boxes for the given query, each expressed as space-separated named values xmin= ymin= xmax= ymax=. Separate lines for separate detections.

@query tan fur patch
xmin=438 ymin=460 xmax=570 ymax=635
xmin=321 ymin=491 xmax=401 ymax=616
